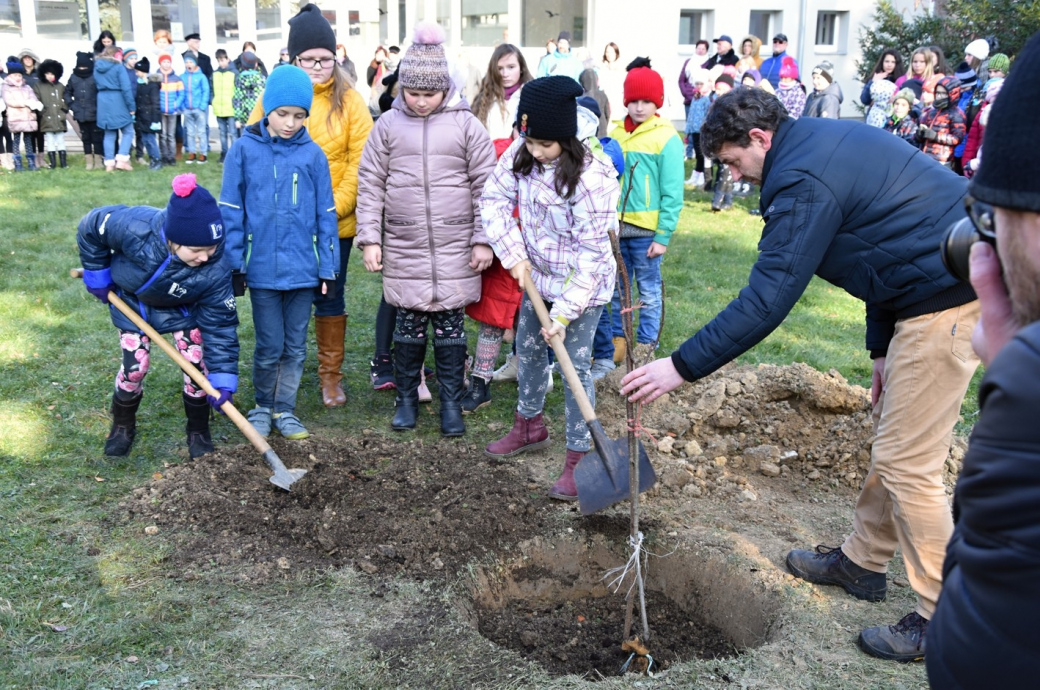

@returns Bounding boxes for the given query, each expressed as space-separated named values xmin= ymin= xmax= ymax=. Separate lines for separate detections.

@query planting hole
xmin=462 ymin=524 xmax=779 ymax=679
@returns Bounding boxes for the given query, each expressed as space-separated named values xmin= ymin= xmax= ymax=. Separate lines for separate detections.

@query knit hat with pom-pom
xmin=164 ymin=174 xmax=225 ymax=247
xmin=399 ymin=21 xmax=450 ymax=92
xmin=623 ymin=57 xmax=664 ymax=107
xmin=779 ymin=56 xmax=799 ymax=80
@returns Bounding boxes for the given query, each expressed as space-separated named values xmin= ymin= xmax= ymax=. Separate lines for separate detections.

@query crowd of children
xmin=1 ymin=39 xmax=269 ymax=172
xmin=70 ymin=13 xmax=1019 ymax=503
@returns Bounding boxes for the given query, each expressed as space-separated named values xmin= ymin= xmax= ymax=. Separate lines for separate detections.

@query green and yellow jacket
xmin=609 ymin=115 xmax=685 ymax=244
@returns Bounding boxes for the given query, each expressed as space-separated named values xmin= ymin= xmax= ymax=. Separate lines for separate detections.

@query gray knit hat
xmin=398 ymin=21 xmax=451 ymax=92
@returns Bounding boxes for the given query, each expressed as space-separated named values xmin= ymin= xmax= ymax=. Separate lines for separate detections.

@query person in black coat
xmin=622 ymin=87 xmax=980 ymax=663
xmin=927 ymin=30 xmax=1040 ymax=689
xmin=77 ymin=174 xmax=239 ymax=459
xmin=132 ymin=57 xmax=162 ymax=169
xmin=64 ymin=51 xmax=104 ymax=168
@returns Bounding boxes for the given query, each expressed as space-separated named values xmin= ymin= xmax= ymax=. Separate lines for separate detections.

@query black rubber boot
xmin=47 ymin=151 xmax=57 ymax=169
xmin=105 ymin=393 xmax=142 ymax=456
xmin=391 ymin=341 xmax=426 ymax=431
xmin=460 ymin=374 xmax=491 ymax=414
xmin=58 ymin=151 xmax=67 ymax=168
xmin=434 ymin=342 xmax=467 ymax=437
xmin=183 ymin=393 xmax=214 ymax=459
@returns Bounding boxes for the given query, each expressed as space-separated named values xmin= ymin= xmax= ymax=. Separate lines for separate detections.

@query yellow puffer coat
xmin=249 ymin=77 xmax=373 ymax=238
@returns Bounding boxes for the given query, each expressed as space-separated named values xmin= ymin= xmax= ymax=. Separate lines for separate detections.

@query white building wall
xmin=8 ymin=0 xmax=926 ymax=121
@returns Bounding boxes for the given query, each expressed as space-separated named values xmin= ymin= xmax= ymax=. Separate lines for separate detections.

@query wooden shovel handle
xmin=71 ymin=268 xmax=271 ymax=455
xmin=521 ymin=272 xmax=598 ymax=424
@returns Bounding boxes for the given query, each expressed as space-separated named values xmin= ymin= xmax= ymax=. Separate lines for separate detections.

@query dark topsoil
xmin=123 ymin=362 xmax=951 ymax=679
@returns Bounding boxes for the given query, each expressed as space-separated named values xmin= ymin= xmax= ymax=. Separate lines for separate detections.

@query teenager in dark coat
xmin=64 ymin=51 xmax=103 ymax=168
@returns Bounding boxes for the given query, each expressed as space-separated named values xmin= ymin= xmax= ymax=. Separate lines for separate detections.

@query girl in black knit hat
xmin=481 ymin=75 xmax=621 ymax=501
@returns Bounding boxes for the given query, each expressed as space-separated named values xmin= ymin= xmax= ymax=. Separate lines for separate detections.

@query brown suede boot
xmin=315 ymin=314 xmax=347 ymax=407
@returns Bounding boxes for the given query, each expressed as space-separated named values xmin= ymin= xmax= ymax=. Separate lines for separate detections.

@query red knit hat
xmin=624 ymin=66 xmax=664 ymax=108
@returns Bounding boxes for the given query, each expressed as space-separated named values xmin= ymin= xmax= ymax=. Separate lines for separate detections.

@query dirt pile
xmin=123 ymin=436 xmax=554 ymax=582
xmin=598 ymin=363 xmax=891 ymax=501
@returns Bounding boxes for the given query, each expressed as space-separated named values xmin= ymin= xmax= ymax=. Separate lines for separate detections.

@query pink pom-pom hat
xmin=164 ymin=174 xmax=225 ymax=247
xmin=399 ymin=21 xmax=450 ymax=93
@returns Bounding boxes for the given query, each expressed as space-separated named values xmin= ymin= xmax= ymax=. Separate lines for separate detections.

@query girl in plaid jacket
xmin=481 ymin=76 xmax=620 ymax=500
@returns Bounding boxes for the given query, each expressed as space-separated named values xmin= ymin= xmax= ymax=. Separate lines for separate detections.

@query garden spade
xmin=521 ymin=274 xmax=655 ymax=514
xmin=71 ymin=269 xmax=307 ymax=491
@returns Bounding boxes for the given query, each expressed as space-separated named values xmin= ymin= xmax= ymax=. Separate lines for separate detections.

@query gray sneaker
xmin=858 ymin=611 xmax=927 ymax=662
xmin=273 ymin=412 xmax=310 ymax=440
xmin=247 ymin=406 xmax=272 ymax=437
xmin=590 ymin=358 xmax=616 ymax=381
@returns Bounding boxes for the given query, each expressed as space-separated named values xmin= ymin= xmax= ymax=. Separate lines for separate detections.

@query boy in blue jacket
xmin=219 ymin=65 xmax=338 ymax=441
xmin=157 ymin=53 xmax=183 ymax=165
xmin=77 ymin=174 xmax=239 ymax=459
xmin=181 ymin=54 xmax=210 ymax=163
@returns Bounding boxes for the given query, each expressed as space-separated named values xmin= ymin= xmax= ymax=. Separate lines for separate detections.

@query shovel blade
xmin=263 ymin=449 xmax=307 ymax=491
xmin=574 ymin=438 xmax=656 ymax=515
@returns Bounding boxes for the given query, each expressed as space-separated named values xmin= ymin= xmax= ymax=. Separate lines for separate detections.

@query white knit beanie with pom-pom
xmin=399 ymin=21 xmax=450 ymax=92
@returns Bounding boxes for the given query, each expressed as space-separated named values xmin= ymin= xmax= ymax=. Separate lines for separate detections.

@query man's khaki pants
xmin=842 ymin=301 xmax=980 ymax=619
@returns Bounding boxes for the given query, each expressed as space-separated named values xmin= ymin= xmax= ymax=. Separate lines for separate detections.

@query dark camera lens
xmin=940 ymin=217 xmax=980 ymax=283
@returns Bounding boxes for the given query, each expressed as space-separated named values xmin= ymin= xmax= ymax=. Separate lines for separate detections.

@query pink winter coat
xmin=1 ymin=76 xmax=43 ymax=133
xmin=355 ymin=84 xmax=496 ymax=312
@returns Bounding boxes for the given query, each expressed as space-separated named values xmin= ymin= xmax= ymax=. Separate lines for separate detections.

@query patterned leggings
xmin=472 ymin=322 xmax=506 ymax=381
xmin=393 ymin=307 xmax=466 ymax=346
xmin=114 ymin=329 xmax=208 ymax=400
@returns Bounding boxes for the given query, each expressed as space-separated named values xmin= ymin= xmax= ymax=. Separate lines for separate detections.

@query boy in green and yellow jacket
xmin=596 ymin=58 xmax=683 ymax=369
xmin=212 ymin=49 xmax=237 ymax=162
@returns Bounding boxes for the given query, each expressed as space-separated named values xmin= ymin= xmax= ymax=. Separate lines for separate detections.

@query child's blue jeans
xmin=217 ymin=116 xmax=235 ymax=154
xmin=103 ymin=122 xmax=134 ymax=161
xmin=250 ymin=287 xmax=314 ymax=414
xmin=138 ymin=131 xmax=160 ymax=160
xmin=610 ymin=235 xmax=663 ymax=346
xmin=184 ymin=108 xmax=206 ymax=154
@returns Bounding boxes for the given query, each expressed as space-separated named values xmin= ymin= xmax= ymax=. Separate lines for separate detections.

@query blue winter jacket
xmin=94 ymin=56 xmax=135 ymax=129
xmin=77 ymin=205 xmax=240 ymax=392
xmin=671 ymin=117 xmax=976 ymax=382
xmin=218 ymin=120 xmax=339 ymax=290
xmin=181 ymin=68 xmax=210 ymax=111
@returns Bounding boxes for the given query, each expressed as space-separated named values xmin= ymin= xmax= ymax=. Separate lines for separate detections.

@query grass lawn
xmin=0 ymin=157 xmax=978 ymax=687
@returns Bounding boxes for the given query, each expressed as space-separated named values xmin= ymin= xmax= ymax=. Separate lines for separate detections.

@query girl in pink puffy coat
xmin=355 ymin=21 xmax=496 ymax=438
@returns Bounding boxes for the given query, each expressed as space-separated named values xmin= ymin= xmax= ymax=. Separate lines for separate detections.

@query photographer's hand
xmin=969 ymin=241 xmax=1017 ymax=366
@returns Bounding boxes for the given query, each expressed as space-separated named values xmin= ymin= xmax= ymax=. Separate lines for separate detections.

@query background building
xmin=2 ymin=0 xmax=928 ymax=119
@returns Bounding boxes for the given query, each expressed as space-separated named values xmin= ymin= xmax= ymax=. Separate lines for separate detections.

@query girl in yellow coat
xmin=248 ymin=3 xmax=373 ymax=407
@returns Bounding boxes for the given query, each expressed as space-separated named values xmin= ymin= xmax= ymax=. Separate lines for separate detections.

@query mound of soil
xmin=124 ymin=436 xmax=555 ymax=582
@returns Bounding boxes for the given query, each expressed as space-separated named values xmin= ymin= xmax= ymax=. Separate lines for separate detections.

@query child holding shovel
xmin=481 ymin=75 xmax=620 ymax=500
xmin=77 ymin=173 xmax=239 ymax=458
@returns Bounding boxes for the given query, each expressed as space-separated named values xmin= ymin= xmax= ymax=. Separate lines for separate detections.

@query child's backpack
xmin=232 ymin=71 xmax=265 ymax=123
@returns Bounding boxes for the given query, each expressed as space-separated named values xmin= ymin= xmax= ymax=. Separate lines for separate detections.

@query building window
xmin=151 ymin=0 xmax=199 ymax=41
xmin=748 ymin=10 xmax=781 ymax=47
xmin=213 ymin=0 xmax=236 ymax=42
xmin=815 ymin=10 xmax=848 ymax=52
xmin=256 ymin=0 xmax=280 ymax=42
xmin=462 ymin=0 xmax=507 ymax=46
xmin=0 ymin=0 xmax=20 ymax=34
xmin=35 ymin=0 xmax=86 ymax=38
xmin=678 ymin=10 xmax=708 ymax=46
xmin=523 ymin=0 xmax=587 ymax=48
xmin=99 ymin=0 xmax=134 ymax=42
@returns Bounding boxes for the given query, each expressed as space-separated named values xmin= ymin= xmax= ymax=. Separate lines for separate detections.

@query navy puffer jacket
xmin=672 ymin=117 xmax=975 ymax=381
xmin=77 ymin=205 xmax=240 ymax=391
xmin=927 ymin=322 xmax=1040 ymax=688
xmin=64 ymin=67 xmax=98 ymax=122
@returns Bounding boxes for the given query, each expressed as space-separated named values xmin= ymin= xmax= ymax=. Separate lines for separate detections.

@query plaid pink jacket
xmin=481 ymin=138 xmax=620 ymax=324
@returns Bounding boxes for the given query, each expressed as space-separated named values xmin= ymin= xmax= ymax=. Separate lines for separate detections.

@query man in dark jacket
xmin=701 ymin=35 xmax=739 ymax=70
xmin=621 ymin=87 xmax=979 ymax=663
xmin=927 ymin=30 xmax=1040 ymax=689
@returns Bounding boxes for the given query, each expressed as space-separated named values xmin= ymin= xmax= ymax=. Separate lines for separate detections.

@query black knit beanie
xmin=287 ymin=3 xmax=337 ymax=61
xmin=970 ymin=30 xmax=1040 ymax=212
xmin=516 ymin=75 xmax=583 ymax=141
